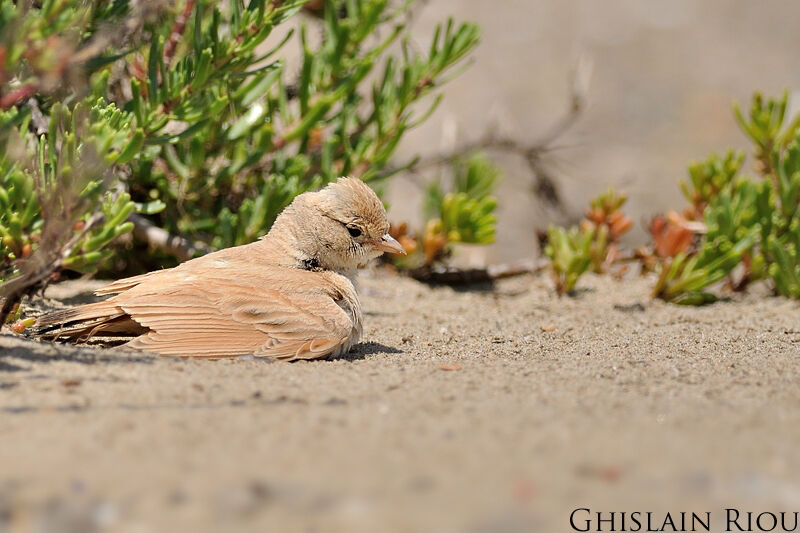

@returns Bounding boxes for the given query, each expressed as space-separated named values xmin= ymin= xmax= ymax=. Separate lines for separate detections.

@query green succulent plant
xmin=680 ymin=150 xmax=744 ymax=216
xmin=0 ymin=99 xmax=143 ymax=280
xmin=656 ymin=92 xmax=800 ymax=304
xmin=543 ymin=187 xmax=633 ymax=295
xmin=434 ymin=154 xmax=499 ymax=246
xmin=122 ymin=0 xmax=479 ymax=251
xmin=544 ymin=225 xmax=594 ymax=296
xmin=653 ymin=181 xmax=762 ymax=305
xmin=733 ymin=90 xmax=800 ymax=173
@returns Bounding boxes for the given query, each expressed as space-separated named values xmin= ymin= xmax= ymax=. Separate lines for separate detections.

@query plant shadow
xmin=438 ymin=280 xmax=496 ymax=293
xmin=565 ymin=286 xmax=596 ymax=299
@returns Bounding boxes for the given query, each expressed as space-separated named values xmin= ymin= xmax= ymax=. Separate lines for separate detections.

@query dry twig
xmin=395 ymin=57 xmax=592 ymax=208
xmin=0 ymin=213 xmax=104 ymax=325
xmin=129 ymin=214 xmax=212 ymax=261
xmin=406 ymin=258 xmax=548 ymax=285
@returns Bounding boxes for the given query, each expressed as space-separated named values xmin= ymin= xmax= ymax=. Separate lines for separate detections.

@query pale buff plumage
xmin=36 ymin=177 xmax=405 ymax=360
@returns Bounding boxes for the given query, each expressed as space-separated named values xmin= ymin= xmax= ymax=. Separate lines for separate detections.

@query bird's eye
xmin=347 ymin=226 xmax=362 ymax=238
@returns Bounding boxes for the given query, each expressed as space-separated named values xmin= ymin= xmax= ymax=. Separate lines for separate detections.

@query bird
xmin=35 ymin=177 xmax=406 ymax=360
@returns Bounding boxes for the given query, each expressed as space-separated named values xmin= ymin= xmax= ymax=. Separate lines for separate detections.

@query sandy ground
xmin=1 ymin=272 xmax=799 ymax=532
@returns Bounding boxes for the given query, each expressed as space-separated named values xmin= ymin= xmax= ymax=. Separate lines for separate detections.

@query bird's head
xmin=268 ymin=177 xmax=405 ymax=273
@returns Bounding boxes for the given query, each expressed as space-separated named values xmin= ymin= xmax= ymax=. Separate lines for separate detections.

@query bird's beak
xmin=374 ymin=233 xmax=406 ymax=255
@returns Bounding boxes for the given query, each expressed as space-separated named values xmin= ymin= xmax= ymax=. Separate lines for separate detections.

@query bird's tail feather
xmin=36 ymin=301 xmax=146 ymax=341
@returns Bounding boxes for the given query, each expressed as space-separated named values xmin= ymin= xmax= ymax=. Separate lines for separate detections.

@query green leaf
xmin=135 ymin=200 xmax=167 ymax=215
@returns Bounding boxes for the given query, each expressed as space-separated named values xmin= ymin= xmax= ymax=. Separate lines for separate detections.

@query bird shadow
xmin=0 ymin=336 xmax=155 ymax=372
xmin=1 ymin=335 xmax=400 ymax=370
xmin=56 ymin=292 xmax=102 ymax=306
xmin=336 ymin=341 xmax=403 ymax=362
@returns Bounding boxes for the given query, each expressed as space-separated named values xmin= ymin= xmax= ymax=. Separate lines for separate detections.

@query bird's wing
xmin=94 ymin=242 xmax=270 ymax=296
xmin=120 ymin=276 xmax=354 ymax=360
xmin=95 ymin=270 xmax=171 ymax=296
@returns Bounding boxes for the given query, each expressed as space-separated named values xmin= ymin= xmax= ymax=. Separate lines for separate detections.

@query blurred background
xmin=388 ymin=0 xmax=800 ymax=263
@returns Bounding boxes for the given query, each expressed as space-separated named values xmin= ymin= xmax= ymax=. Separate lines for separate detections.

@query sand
xmin=1 ymin=271 xmax=799 ymax=533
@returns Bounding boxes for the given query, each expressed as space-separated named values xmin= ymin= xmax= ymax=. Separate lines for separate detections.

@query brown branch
xmin=25 ymin=97 xmax=48 ymax=135
xmin=163 ymin=0 xmax=196 ymax=65
xmin=129 ymin=214 xmax=212 ymax=261
xmin=0 ymin=83 xmax=36 ymax=110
